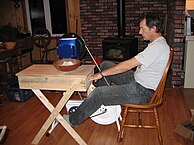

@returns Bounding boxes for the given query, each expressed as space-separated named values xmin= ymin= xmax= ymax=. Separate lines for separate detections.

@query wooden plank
xmin=1 ymin=89 xmax=194 ymax=145
xmin=18 ymin=76 xmax=88 ymax=91
xmin=16 ymin=64 xmax=95 ymax=78
xmin=66 ymin=0 xmax=81 ymax=34
xmin=16 ymin=64 xmax=95 ymax=91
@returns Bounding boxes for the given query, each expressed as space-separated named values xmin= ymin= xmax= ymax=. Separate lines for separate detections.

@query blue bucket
xmin=57 ymin=38 xmax=79 ymax=59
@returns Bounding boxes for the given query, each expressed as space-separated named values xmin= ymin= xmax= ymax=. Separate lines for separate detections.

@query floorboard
xmin=0 ymin=88 xmax=194 ymax=145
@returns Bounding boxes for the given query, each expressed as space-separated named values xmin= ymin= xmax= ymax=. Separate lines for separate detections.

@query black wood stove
xmin=102 ymin=0 xmax=138 ymax=62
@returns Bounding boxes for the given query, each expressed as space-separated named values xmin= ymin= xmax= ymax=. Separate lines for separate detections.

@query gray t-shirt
xmin=134 ymin=36 xmax=170 ymax=90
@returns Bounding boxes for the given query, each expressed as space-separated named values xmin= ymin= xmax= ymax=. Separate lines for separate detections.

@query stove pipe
xmin=117 ymin=0 xmax=125 ymax=38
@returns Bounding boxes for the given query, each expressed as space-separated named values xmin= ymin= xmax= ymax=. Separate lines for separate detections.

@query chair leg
xmin=117 ymin=106 xmax=128 ymax=142
xmin=138 ymin=112 xmax=142 ymax=126
xmin=154 ymin=108 xmax=163 ymax=145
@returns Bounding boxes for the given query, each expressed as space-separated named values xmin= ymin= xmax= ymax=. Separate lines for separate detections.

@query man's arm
xmin=90 ymin=57 xmax=141 ymax=81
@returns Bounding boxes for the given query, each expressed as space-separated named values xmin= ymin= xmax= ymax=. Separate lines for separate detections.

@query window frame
xmin=24 ymin=0 xmax=67 ymax=37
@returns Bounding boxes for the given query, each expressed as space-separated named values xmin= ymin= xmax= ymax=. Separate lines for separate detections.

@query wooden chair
xmin=117 ymin=48 xmax=173 ymax=145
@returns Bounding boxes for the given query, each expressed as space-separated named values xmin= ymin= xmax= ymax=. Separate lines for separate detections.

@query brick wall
xmin=166 ymin=0 xmax=185 ymax=87
xmin=80 ymin=0 xmax=185 ymax=87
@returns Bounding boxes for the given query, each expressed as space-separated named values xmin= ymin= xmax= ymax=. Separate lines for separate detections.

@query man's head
xmin=139 ymin=12 xmax=163 ymax=42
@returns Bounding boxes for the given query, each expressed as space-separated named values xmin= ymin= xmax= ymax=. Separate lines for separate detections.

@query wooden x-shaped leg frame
xmin=31 ymin=80 xmax=87 ymax=145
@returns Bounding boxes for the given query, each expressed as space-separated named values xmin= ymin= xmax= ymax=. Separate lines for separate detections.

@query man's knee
xmin=100 ymin=61 xmax=115 ymax=70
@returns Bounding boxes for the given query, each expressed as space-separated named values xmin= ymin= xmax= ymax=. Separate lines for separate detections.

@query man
xmin=65 ymin=12 xmax=170 ymax=126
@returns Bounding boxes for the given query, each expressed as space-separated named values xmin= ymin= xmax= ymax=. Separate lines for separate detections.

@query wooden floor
xmin=0 ymin=88 xmax=194 ymax=145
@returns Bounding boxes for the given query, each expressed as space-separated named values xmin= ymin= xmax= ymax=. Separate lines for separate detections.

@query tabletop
xmin=16 ymin=64 xmax=95 ymax=91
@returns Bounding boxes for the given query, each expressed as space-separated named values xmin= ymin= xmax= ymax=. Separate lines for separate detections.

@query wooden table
xmin=16 ymin=64 xmax=95 ymax=145
xmin=0 ymin=39 xmax=33 ymax=85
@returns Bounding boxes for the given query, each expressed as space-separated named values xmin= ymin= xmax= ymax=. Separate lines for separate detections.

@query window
xmin=25 ymin=0 xmax=67 ymax=36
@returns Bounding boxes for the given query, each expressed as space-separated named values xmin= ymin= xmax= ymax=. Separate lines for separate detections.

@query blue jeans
xmin=69 ymin=61 xmax=154 ymax=126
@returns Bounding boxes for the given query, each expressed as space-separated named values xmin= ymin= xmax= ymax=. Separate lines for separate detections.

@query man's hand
xmin=89 ymin=73 xmax=103 ymax=82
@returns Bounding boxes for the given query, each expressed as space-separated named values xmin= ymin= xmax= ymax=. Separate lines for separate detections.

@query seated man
xmin=65 ymin=12 xmax=170 ymax=127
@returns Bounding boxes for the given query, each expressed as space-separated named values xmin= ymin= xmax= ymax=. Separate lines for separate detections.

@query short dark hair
xmin=142 ymin=12 xmax=163 ymax=33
